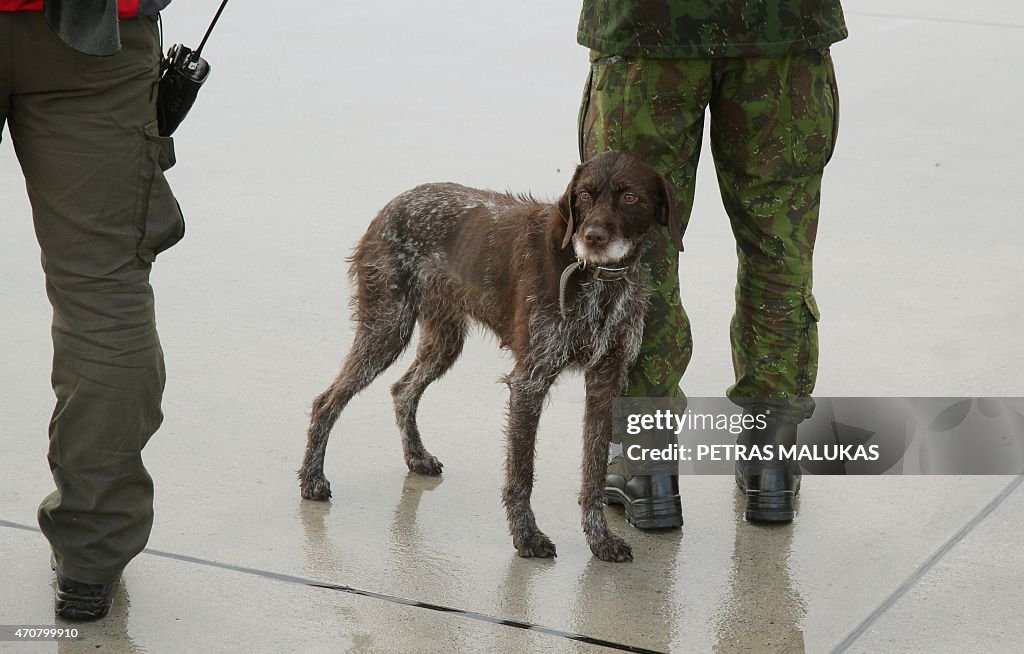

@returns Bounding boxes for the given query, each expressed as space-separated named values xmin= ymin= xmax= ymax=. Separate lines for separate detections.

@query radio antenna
xmin=194 ymin=0 xmax=230 ymax=59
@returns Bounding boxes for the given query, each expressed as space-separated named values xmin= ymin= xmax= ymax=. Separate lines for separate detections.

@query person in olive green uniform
xmin=1 ymin=2 xmax=182 ymax=619
xmin=578 ymin=1 xmax=846 ymax=525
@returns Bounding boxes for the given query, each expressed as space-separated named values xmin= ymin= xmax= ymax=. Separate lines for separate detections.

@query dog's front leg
xmin=581 ymin=363 xmax=633 ymax=562
xmin=502 ymin=366 xmax=556 ymax=558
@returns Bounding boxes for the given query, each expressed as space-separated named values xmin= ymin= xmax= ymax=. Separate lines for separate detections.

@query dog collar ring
xmin=558 ymin=258 xmax=629 ymax=319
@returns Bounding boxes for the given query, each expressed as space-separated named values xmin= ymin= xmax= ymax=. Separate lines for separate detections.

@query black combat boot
xmin=735 ymin=414 xmax=802 ymax=523
xmin=55 ymin=575 xmax=116 ymax=620
xmin=51 ymin=555 xmax=116 ymax=620
xmin=605 ymin=456 xmax=683 ymax=529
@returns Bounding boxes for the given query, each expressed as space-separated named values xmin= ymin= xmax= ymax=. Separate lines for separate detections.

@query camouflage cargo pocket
xmin=796 ymin=291 xmax=821 ymax=396
xmin=787 ymin=49 xmax=839 ymax=176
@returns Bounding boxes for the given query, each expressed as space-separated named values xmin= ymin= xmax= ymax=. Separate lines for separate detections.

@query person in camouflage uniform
xmin=579 ymin=0 xmax=846 ymax=525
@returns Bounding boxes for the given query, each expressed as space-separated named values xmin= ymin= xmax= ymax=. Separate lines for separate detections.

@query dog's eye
xmin=622 ymin=192 xmax=638 ymax=204
xmin=579 ymin=191 xmax=591 ymax=201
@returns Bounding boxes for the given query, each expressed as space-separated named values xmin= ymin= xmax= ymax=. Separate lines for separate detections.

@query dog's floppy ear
xmin=654 ymin=170 xmax=684 ymax=252
xmin=557 ymin=163 xmax=585 ymax=250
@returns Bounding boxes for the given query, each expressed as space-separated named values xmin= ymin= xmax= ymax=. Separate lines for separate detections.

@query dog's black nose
xmin=584 ymin=226 xmax=608 ymax=247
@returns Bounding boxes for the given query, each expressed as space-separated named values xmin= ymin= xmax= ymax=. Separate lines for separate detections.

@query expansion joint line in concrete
xmin=831 ymin=473 xmax=1024 ymax=653
xmin=0 ymin=518 xmax=664 ymax=654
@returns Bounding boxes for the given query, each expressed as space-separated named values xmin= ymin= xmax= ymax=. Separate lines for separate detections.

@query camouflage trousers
xmin=579 ymin=49 xmax=839 ymax=422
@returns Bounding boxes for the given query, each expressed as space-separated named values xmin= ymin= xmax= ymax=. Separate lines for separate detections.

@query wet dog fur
xmin=299 ymin=151 xmax=683 ymax=562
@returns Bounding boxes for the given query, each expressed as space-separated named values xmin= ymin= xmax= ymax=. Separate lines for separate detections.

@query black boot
xmin=605 ymin=456 xmax=683 ymax=529
xmin=735 ymin=414 xmax=802 ymax=523
xmin=55 ymin=574 xmax=116 ymax=620
xmin=51 ymin=555 xmax=116 ymax=621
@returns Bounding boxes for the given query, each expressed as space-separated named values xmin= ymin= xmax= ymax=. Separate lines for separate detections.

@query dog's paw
xmin=590 ymin=534 xmax=633 ymax=562
xmin=514 ymin=531 xmax=557 ymax=559
xmin=300 ymin=475 xmax=332 ymax=501
xmin=406 ymin=453 xmax=443 ymax=476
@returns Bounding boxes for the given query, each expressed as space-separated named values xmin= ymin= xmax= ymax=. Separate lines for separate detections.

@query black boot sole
xmin=736 ymin=473 xmax=801 ymax=523
xmin=52 ymin=558 xmax=116 ymax=621
xmin=604 ymin=487 xmax=683 ymax=529
xmin=742 ymin=489 xmax=796 ymax=523
xmin=55 ymin=597 xmax=113 ymax=621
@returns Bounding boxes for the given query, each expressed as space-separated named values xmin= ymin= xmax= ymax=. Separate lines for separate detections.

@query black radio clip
xmin=156 ymin=0 xmax=229 ymax=137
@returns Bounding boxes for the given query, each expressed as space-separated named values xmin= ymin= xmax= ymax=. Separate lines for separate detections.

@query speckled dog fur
xmin=299 ymin=151 xmax=681 ymax=562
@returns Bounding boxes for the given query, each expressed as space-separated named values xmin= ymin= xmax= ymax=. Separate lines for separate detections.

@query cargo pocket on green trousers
xmin=785 ymin=49 xmax=839 ymax=177
xmin=797 ymin=291 xmax=821 ymax=396
xmin=580 ymin=53 xmax=631 ymax=159
xmin=577 ymin=63 xmax=595 ymax=161
xmin=137 ymin=120 xmax=185 ymax=264
xmin=822 ymin=50 xmax=840 ymax=167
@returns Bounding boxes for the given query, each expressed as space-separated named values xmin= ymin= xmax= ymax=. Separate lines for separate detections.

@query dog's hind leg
xmin=502 ymin=365 xmax=557 ymax=558
xmin=299 ymin=292 xmax=417 ymax=500
xmin=390 ymin=311 xmax=466 ymax=476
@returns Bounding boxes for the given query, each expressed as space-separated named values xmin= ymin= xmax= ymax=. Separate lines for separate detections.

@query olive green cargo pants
xmin=1 ymin=13 xmax=183 ymax=584
xmin=579 ymin=49 xmax=838 ymax=422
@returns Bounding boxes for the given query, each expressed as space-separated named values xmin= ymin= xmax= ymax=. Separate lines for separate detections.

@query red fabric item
xmin=0 ymin=1 xmax=140 ymax=18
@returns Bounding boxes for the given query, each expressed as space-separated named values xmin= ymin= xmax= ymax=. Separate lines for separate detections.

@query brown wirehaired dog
xmin=299 ymin=151 xmax=683 ymax=562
